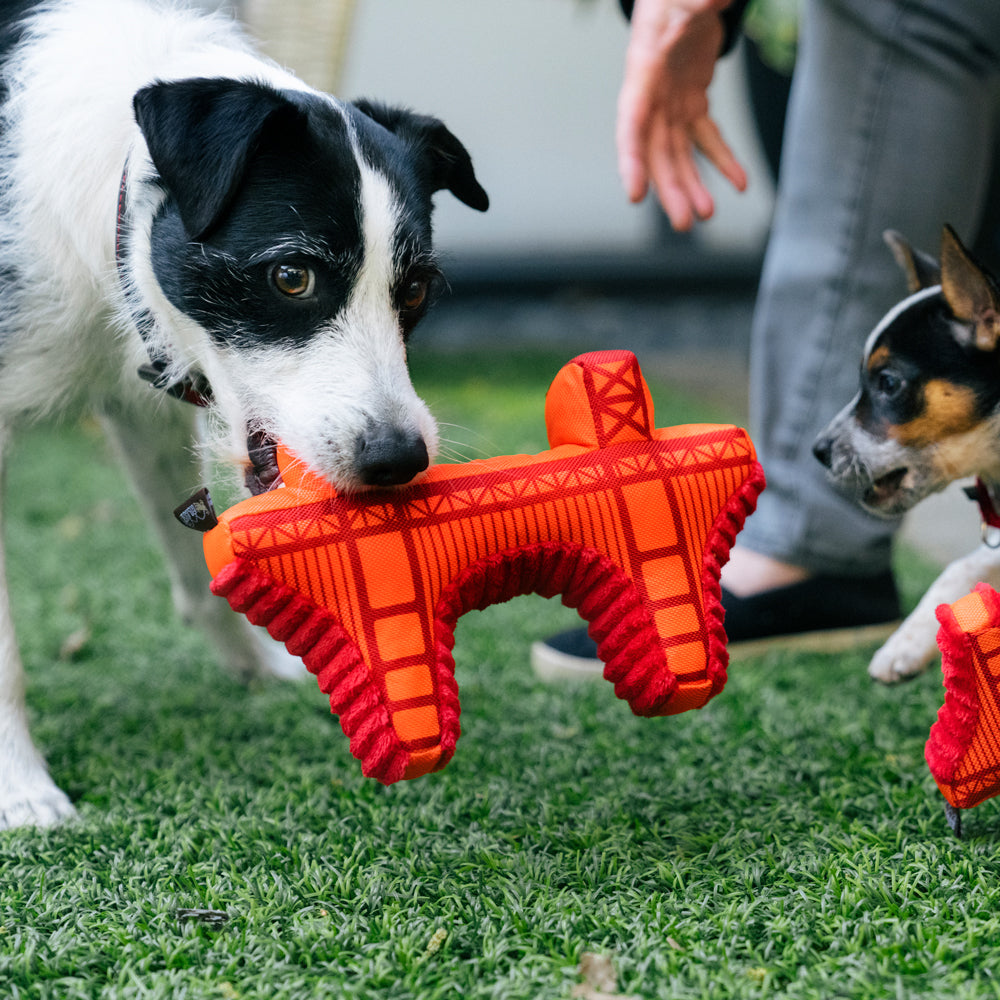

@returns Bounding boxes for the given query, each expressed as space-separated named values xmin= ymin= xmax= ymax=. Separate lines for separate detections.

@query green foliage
xmin=744 ymin=0 xmax=800 ymax=74
xmin=1 ymin=349 xmax=994 ymax=999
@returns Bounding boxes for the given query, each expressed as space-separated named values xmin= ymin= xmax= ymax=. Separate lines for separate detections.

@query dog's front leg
xmin=99 ymin=402 xmax=304 ymax=683
xmin=0 ymin=427 xmax=77 ymax=829
xmin=869 ymin=544 xmax=1000 ymax=683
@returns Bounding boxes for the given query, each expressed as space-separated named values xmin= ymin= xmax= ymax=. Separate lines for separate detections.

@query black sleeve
xmin=617 ymin=0 xmax=752 ymax=56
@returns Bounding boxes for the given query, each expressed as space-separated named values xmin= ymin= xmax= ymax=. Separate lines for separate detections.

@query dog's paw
xmin=252 ymin=630 xmax=310 ymax=682
xmin=868 ymin=634 xmax=935 ymax=684
xmin=211 ymin=614 xmax=310 ymax=683
xmin=189 ymin=596 xmax=307 ymax=683
xmin=0 ymin=777 xmax=76 ymax=831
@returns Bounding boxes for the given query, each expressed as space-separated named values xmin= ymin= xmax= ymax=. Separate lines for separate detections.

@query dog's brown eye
xmin=401 ymin=279 xmax=428 ymax=311
xmin=272 ymin=263 xmax=315 ymax=298
xmin=876 ymin=370 xmax=903 ymax=396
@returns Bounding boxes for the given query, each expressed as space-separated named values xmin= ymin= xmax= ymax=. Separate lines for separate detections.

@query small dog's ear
xmin=940 ymin=224 xmax=1000 ymax=353
xmin=134 ymin=79 xmax=302 ymax=239
xmin=352 ymin=100 xmax=489 ymax=212
xmin=883 ymin=230 xmax=940 ymax=292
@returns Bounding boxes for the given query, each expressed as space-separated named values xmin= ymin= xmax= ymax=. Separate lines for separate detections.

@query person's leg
xmin=732 ymin=0 xmax=1000 ymax=595
xmin=534 ymin=0 xmax=1000 ymax=672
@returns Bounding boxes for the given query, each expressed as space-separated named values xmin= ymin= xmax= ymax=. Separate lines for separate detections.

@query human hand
xmin=616 ymin=0 xmax=748 ymax=230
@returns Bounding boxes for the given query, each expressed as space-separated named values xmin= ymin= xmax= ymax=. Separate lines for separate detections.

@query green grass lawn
xmin=2 ymin=346 xmax=997 ymax=1000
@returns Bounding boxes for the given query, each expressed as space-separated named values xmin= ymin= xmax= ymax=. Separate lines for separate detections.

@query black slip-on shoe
xmin=720 ymin=569 xmax=902 ymax=656
xmin=530 ymin=570 xmax=902 ymax=678
xmin=530 ymin=626 xmax=603 ymax=681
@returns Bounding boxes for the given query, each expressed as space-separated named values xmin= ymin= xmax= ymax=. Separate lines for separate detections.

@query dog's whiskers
xmin=433 ymin=426 xmax=503 ymax=466
xmin=435 ymin=422 xmax=503 ymax=456
xmin=435 ymin=442 xmax=479 ymax=464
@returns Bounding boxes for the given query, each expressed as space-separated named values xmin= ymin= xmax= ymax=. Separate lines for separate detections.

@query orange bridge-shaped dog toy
xmin=194 ymin=351 xmax=764 ymax=783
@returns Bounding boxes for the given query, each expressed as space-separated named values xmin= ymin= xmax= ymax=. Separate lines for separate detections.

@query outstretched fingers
xmin=615 ymin=0 xmax=749 ymax=230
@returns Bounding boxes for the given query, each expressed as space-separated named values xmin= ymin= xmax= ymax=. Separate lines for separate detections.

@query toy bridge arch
xmin=204 ymin=351 xmax=764 ymax=783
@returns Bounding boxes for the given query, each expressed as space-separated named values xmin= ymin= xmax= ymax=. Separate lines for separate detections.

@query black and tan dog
xmin=814 ymin=225 xmax=1000 ymax=683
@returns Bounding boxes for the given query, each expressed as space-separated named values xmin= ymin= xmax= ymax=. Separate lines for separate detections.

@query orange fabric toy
xmin=199 ymin=351 xmax=764 ymax=783
xmin=927 ymin=582 xmax=1000 ymax=836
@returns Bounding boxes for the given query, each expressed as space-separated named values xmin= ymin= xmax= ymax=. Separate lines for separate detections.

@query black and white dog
xmin=0 ymin=0 xmax=488 ymax=828
xmin=814 ymin=226 xmax=1000 ymax=684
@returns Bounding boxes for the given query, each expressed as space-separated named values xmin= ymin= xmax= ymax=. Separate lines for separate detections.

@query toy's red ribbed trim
xmin=211 ymin=560 xmax=415 ymax=785
xmin=439 ymin=540 xmax=677 ymax=713
xmin=703 ymin=460 xmax=766 ymax=696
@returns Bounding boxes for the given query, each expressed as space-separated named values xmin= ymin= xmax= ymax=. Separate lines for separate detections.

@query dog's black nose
xmin=812 ymin=435 xmax=833 ymax=468
xmin=356 ymin=428 xmax=429 ymax=487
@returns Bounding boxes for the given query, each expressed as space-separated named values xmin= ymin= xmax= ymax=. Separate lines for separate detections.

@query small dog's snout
xmin=813 ymin=434 xmax=833 ymax=469
xmin=356 ymin=428 xmax=429 ymax=487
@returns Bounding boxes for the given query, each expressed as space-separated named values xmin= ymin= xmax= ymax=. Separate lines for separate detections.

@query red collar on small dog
xmin=965 ymin=478 xmax=1000 ymax=546
xmin=115 ymin=161 xmax=213 ymax=408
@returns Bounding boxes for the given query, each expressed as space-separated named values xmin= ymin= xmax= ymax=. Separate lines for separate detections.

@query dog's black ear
xmin=352 ymin=100 xmax=489 ymax=212
xmin=134 ymin=79 xmax=303 ymax=239
xmin=883 ymin=230 xmax=940 ymax=293
xmin=940 ymin=224 xmax=1000 ymax=352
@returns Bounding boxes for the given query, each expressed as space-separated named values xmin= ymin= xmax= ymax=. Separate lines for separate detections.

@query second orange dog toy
xmin=926 ymin=582 xmax=1000 ymax=835
xmin=194 ymin=351 xmax=764 ymax=783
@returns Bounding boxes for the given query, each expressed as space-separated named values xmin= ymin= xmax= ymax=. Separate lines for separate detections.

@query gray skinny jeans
xmin=739 ymin=0 xmax=1000 ymax=576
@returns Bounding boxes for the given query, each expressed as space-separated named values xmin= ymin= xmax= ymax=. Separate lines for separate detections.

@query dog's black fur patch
xmin=0 ymin=1 xmax=36 ymax=80
xmin=141 ymin=81 xmax=485 ymax=350
xmin=144 ymin=82 xmax=365 ymax=349
xmin=856 ymin=293 xmax=1000 ymax=438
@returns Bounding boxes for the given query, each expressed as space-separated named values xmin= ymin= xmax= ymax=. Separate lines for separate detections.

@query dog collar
xmin=115 ymin=161 xmax=213 ymax=408
xmin=965 ymin=478 xmax=1000 ymax=547
xmin=117 ymin=161 xmax=280 ymax=495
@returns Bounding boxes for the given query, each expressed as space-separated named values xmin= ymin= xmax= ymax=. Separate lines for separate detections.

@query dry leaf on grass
xmin=59 ymin=626 xmax=91 ymax=660
xmin=571 ymin=952 xmax=642 ymax=1000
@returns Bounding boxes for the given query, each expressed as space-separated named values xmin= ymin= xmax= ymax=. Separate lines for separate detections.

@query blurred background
xmin=189 ymin=0 xmax=803 ymax=420
xmin=208 ymin=0 xmax=781 ymax=270
xmin=197 ymin=0 xmax=976 ymax=568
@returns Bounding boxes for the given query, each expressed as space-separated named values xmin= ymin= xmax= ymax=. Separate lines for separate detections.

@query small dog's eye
xmin=876 ymin=370 xmax=903 ymax=396
xmin=401 ymin=278 xmax=428 ymax=312
xmin=271 ymin=263 xmax=315 ymax=298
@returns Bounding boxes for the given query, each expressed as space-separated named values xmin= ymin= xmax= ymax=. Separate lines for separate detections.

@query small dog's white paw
xmin=868 ymin=634 xmax=934 ymax=684
xmin=0 ymin=775 xmax=76 ymax=831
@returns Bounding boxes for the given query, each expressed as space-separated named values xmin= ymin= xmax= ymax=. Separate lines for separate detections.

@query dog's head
xmin=126 ymin=78 xmax=488 ymax=491
xmin=813 ymin=225 xmax=1000 ymax=517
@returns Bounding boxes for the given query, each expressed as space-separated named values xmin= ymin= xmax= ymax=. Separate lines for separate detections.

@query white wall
xmin=338 ymin=0 xmax=774 ymax=257
xmin=340 ymin=0 xmax=643 ymax=253
xmin=216 ymin=0 xmax=775 ymax=258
